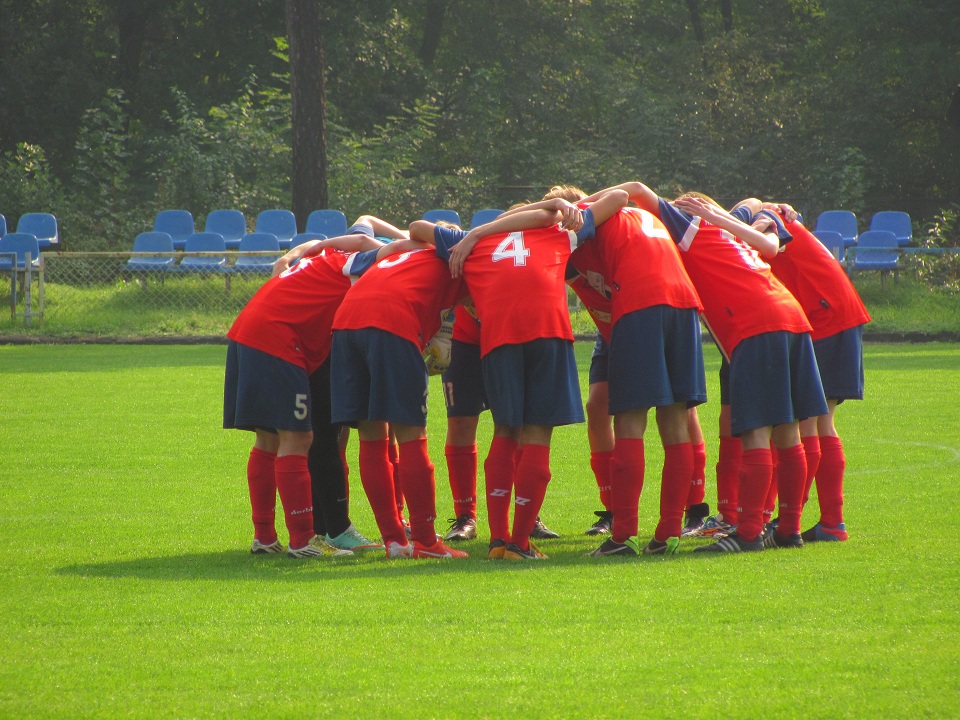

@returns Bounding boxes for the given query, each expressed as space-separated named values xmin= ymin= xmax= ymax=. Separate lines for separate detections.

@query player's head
xmin=542 ymin=184 xmax=587 ymax=202
xmin=435 ymin=220 xmax=461 ymax=231
xmin=674 ymin=190 xmax=721 ymax=208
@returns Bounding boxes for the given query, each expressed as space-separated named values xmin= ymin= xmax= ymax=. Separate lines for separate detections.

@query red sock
xmin=389 ymin=440 xmax=403 ymax=516
xmin=801 ymin=435 xmax=822 ymax=507
xmin=484 ymin=436 xmax=518 ymax=541
xmin=610 ymin=438 xmax=645 ymax=543
xmin=817 ymin=435 xmax=846 ymax=527
xmin=247 ymin=447 xmax=278 ymax=544
xmin=445 ymin=443 xmax=478 ymax=519
xmin=398 ymin=438 xmax=438 ymax=545
xmin=359 ymin=439 xmax=406 ymax=545
xmin=655 ymin=442 xmax=694 ymax=541
xmin=737 ymin=448 xmax=772 ymax=541
xmin=716 ymin=436 xmax=742 ymax=525
xmin=274 ymin=454 xmax=315 ymax=549
xmin=685 ymin=441 xmax=707 ymax=508
xmin=590 ymin=450 xmax=613 ymax=510
xmin=510 ymin=444 xmax=552 ymax=549
xmin=764 ymin=445 xmax=779 ymax=523
xmin=775 ymin=443 xmax=807 ymax=536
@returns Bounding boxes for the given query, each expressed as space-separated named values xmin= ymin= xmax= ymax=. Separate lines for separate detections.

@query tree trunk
xmin=685 ymin=0 xmax=705 ymax=45
xmin=418 ymin=0 xmax=447 ymax=67
xmin=719 ymin=0 xmax=733 ymax=32
xmin=286 ymin=0 xmax=328 ymax=230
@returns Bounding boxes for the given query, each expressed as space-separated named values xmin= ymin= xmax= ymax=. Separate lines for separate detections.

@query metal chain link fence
xmin=2 ymin=251 xmax=597 ymax=339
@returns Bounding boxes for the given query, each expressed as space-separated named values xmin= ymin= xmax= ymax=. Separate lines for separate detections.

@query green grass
xmin=2 ymin=342 xmax=959 ymax=719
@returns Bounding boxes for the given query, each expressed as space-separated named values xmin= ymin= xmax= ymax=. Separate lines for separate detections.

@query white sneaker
xmin=250 ymin=539 xmax=285 ymax=554
xmin=288 ymin=535 xmax=353 ymax=558
xmin=385 ymin=541 xmax=414 ymax=558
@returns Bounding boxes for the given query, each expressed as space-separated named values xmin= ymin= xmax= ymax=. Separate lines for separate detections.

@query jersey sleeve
xmin=575 ymin=208 xmax=597 ymax=246
xmin=657 ymin=198 xmax=696 ymax=246
xmin=343 ymin=248 xmax=380 ymax=278
xmin=433 ymin=225 xmax=469 ymax=260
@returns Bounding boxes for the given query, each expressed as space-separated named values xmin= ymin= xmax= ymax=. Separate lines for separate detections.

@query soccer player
xmin=433 ymin=192 xmax=627 ymax=560
xmin=585 ymin=182 xmax=827 ymax=551
xmin=329 ymin=220 xmax=475 ymax=559
xmin=224 ymin=221 xmax=425 ymax=558
xmin=562 ymin=189 xmax=707 ymax=556
xmin=757 ymin=206 xmax=871 ymax=542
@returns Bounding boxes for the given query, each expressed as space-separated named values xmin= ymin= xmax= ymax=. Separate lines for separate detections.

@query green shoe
xmin=326 ymin=524 xmax=384 ymax=551
xmin=642 ymin=536 xmax=680 ymax=556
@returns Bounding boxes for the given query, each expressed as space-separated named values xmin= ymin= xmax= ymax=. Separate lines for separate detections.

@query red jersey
xmin=332 ymin=247 xmax=466 ymax=350
xmin=566 ymin=265 xmax=614 ymax=342
xmin=227 ymin=250 xmax=355 ymax=373
xmin=460 ymin=225 xmax=578 ymax=357
xmin=768 ymin=219 xmax=871 ymax=341
xmin=451 ymin=304 xmax=481 ymax=345
xmin=657 ymin=200 xmax=812 ymax=359
xmin=581 ymin=206 xmax=702 ymax=325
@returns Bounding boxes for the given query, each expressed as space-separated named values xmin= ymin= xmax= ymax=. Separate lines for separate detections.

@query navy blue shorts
xmin=481 ymin=338 xmax=584 ymax=428
xmin=589 ymin=332 xmax=609 ymax=385
xmin=728 ymin=331 xmax=829 ymax=436
xmin=223 ymin=340 xmax=312 ymax=432
xmin=719 ymin=356 xmax=731 ymax=405
xmin=330 ymin=328 xmax=430 ymax=426
xmin=608 ymin=305 xmax=707 ymax=413
xmin=442 ymin=339 xmax=488 ymax=417
xmin=345 ymin=222 xmax=375 ymax=238
xmin=813 ymin=325 xmax=865 ymax=401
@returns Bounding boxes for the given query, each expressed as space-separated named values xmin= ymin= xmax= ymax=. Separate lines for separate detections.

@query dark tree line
xmin=0 ymin=0 xmax=957 ymax=248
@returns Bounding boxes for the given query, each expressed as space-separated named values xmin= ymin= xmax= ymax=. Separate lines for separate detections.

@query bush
xmin=905 ymin=203 xmax=960 ymax=293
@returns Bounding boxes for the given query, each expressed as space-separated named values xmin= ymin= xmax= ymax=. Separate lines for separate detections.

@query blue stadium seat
xmin=422 ymin=209 xmax=462 ymax=227
xmin=306 ymin=209 xmax=348 ymax=238
xmin=851 ymin=230 xmax=899 ymax=289
xmin=814 ymin=210 xmax=859 ymax=249
xmin=171 ymin=232 xmax=228 ymax=273
xmin=0 ymin=232 xmax=41 ymax=271
xmin=869 ymin=211 xmax=912 ymax=247
xmin=255 ymin=209 xmax=297 ymax=249
xmin=469 ymin=209 xmax=504 ymax=229
xmin=153 ymin=210 xmax=196 ymax=251
xmin=813 ymin=230 xmax=846 ymax=263
xmin=289 ymin=232 xmax=326 ymax=249
xmin=0 ymin=213 xmax=7 ymax=237
xmin=15 ymin=212 xmax=59 ymax=249
xmin=127 ymin=232 xmax=176 ymax=275
xmin=233 ymin=232 xmax=281 ymax=275
xmin=204 ymin=209 xmax=247 ymax=251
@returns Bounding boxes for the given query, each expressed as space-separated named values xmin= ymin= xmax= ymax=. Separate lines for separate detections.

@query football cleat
xmin=761 ymin=525 xmax=804 ymax=550
xmin=487 ymin=538 xmax=508 ymax=559
xmin=642 ymin=536 xmax=680 ymax=556
xmin=585 ymin=510 xmax=613 ymax=536
xmin=287 ymin=535 xmax=354 ymax=558
xmin=529 ymin=516 xmax=560 ymax=539
xmin=250 ymin=538 xmax=285 ymax=554
xmin=326 ymin=524 xmax=384 ymax=551
xmin=801 ymin=522 xmax=848 ymax=542
xmin=411 ymin=540 xmax=469 ymax=559
xmin=687 ymin=514 xmax=735 ymax=539
xmin=588 ymin=537 xmax=640 ymax=556
xmin=693 ymin=533 xmax=763 ymax=553
xmin=385 ymin=541 xmax=414 ymax=558
xmin=443 ymin=515 xmax=478 ymax=542
xmin=681 ymin=503 xmax=710 ymax=537
xmin=503 ymin=541 xmax=548 ymax=560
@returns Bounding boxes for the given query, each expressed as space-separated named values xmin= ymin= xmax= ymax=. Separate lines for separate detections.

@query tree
xmin=285 ymin=0 xmax=328 ymax=228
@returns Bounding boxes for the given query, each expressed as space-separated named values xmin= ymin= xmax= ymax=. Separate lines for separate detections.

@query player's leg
xmin=652 ymin=401 xmax=693 ymax=547
xmin=585 ymin=335 xmax=614 ymax=535
xmin=506 ymin=423 xmax=554 ymax=557
xmin=683 ymin=407 xmax=711 ymax=535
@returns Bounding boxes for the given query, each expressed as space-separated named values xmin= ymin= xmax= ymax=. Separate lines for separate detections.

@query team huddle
xmin=222 ymin=180 xmax=869 ymax=560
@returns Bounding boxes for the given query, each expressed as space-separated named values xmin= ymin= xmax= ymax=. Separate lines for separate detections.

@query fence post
xmin=5 ymin=253 xmax=14 ymax=320
xmin=24 ymin=252 xmax=33 ymax=327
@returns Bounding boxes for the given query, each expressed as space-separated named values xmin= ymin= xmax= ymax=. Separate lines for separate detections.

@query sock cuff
xmin=445 ymin=442 xmax=478 ymax=457
xmin=250 ymin=446 xmax=277 ymax=461
xmin=741 ymin=447 xmax=773 ymax=465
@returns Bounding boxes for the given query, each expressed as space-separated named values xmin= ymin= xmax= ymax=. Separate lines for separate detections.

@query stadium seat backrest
xmin=127 ymin=232 xmax=175 ymax=271
xmin=234 ymin=232 xmax=282 ymax=273
xmin=255 ymin=210 xmax=297 ymax=246
xmin=469 ymin=209 xmax=504 ymax=229
xmin=204 ymin=209 xmax=247 ymax=250
xmin=814 ymin=210 xmax=859 ymax=248
xmin=422 ymin=209 xmax=462 ymax=227
xmin=290 ymin=232 xmax=326 ymax=248
xmin=306 ymin=209 xmax=348 ymax=238
xmin=813 ymin=230 xmax=845 ymax=262
xmin=153 ymin=210 xmax=196 ymax=250
xmin=0 ymin=232 xmax=42 ymax=270
xmin=16 ymin=212 xmax=58 ymax=249
xmin=869 ymin=211 xmax=912 ymax=246
xmin=852 ymin=230 xmax=899 ymax=270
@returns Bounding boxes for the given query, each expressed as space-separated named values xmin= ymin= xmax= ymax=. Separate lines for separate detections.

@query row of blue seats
xmin=0 ymin=212 xmax=60 ymax=266
xmin=150 ymin=207 xmax=505 ymax=252
xmin=127 ymin=231 xmax=317 ymax=275
xmin=813 ymin=210 xmax=913 ymax=251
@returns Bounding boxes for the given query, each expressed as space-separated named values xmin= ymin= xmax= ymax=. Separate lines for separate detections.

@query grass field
xmin=2 ymin=342 xmax=959 ymax=719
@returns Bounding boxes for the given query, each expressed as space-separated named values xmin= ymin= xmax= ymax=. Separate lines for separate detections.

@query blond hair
xmin=541 ymin=184 xmax=587 ymax=203
xmin=674 ymin=190 xmax=721 ymax=208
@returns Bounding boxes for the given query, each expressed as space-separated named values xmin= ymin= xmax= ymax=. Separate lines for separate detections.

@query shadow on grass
xmin=54 ymin=541 xmax=701 ymax=583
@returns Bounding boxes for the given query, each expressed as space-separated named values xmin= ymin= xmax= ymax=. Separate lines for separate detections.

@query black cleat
xmin=529 ymin=516 xmax=560 ymax=539
xmin=585 ymin=510 xmax=613 ymax=536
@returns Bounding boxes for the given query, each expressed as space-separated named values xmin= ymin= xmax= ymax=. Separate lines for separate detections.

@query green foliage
xmin=0 ymin=143 xmax=66 ymax=219
xmin=903 ymin=204 xmax=960 ymax=293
